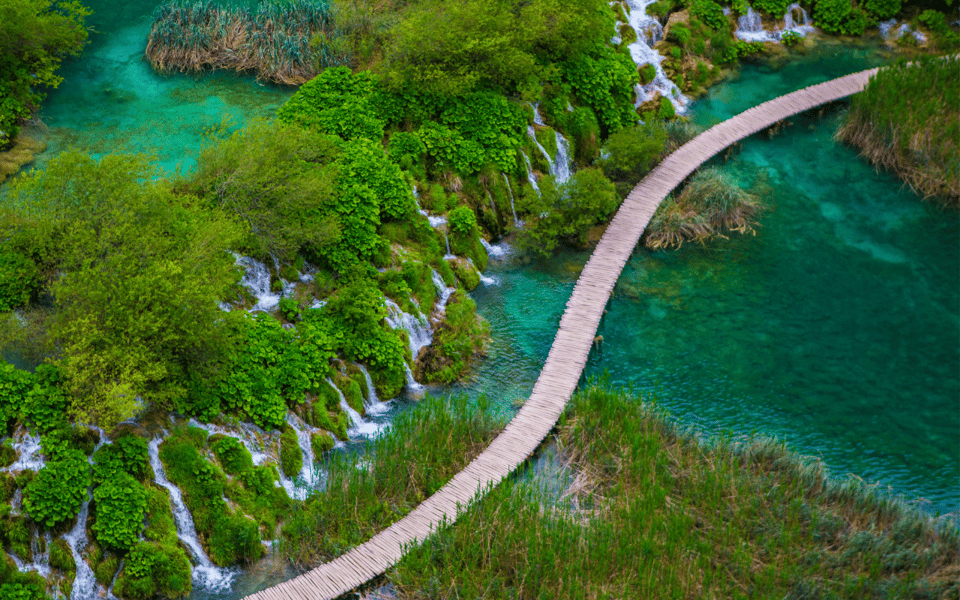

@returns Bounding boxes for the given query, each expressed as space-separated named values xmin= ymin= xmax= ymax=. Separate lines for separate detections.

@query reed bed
xmin=145 ymin=0 xmax=341 ymax=84
xmin=644 ymin=166 xmax=766 ymax=250
xmin=278 ymin=394 xmax=504 ymax=568
xmin=390 ymin=381 xmax=960 ymax=599
xmin=835 ymin=55 xmax=959 ymax=205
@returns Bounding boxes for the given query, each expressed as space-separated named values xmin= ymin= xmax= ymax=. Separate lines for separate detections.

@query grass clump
xmin=389 ymin=380 xmax=960 ymax=598
xmin=279 ymin=394 xmax=503 ymax=567
xmin=644 ymin=166 xmax=767 ymax=250
xmin=836 ymin=55 xmax=959 ymax=204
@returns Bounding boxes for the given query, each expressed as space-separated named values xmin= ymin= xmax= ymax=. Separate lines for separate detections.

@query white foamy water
xmin=522 ymin=151 xmax=541 ymax=197
xmin=148 ymin=438 xmax=236 ymax=591
xmin=621 ymin=0 xmax=688 ymax=113
xmin=187 ymin=419 xmax=271 ymax=466
xmin=2 ymin=431 xmax=44 ymax=473
xmin=553 ymin=131 xmax=572 ymax=184
xmin=358 ymin=364 xmax=393 ymax=417
xmin=281 ymin=412 xmax=319 ymax=500
xmin=384 ymin=298 xmax=433 ymax=359
xmin=236 ymin=255 xmax=283 ymax=313
xmin=67 ymin=430 xmax=108 ymax=599
xmin=481 ymin=238 xmax=510 ymax=260
xmin=503 ymin=173 xmax=522 ymax=228
xmin=326 ymin=379 xmax=385 ymax=438
xmin=431 ymin=269 xmax=455 ymax=315
xmin=736 ymin=6 xmax=777 ymax=41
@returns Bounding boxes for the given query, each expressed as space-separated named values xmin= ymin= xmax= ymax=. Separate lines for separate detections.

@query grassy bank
xmin=836 ymin=55 xmax=959 ymax=205
xmin=387 ymin=381 xmax=959 ymax=598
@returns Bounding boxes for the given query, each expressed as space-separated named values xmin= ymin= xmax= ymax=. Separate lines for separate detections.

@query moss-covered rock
xmin=0 ymin=134 xmax=46 ymax=185
xmin=113 ymin=541 xmax=192 ymax=600
xmin=210 ymin=435 xmax=254 ymax=476
xmin=449 ymin=258 xmax=481 ymax=291
xmin=0 ymin=473 xmax=15 ymax=503
xmin=414 ymin=292 xmax=490 ymax=384
xmin=279 ymin=426 xmax=303 ymax=478
xmin=311 ymin=432 xmax=335 ymax=456
xmin=638 ymin=63 xmax=657 ymax=84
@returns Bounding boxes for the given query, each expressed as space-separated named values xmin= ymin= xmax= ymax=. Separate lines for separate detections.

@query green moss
xmin=4 ymin=516 xmax=30 ymax=560
xmin=638 ymin=63 xmax=657 ymax=85
xmin=312 ymin=384 xmax=349 ymax=441
xmin=280 ymin=426 xmax=303 ymax=479
xmin=113 ymin=541 xmax=191 ymax=600
xmin=378 ymin=268 xmax=417 ymax=314
xmin=311 ymin=432 xmax=335 ymax=456
xmin=423 ymin=183 xmax=448 ymax=212
xmin=210 ymin=435 xmax=254 ymax=476
xmin=278 ymin=264 xmax=299 ymax=282
xmin=414 ymin=292 xmax=490 ymax=384
xmin=143 ymin=485 xmax=178 ymax=545
xmin=49 ymin=539 xmax=74 ymax=572
xmin=449 ymin=258 xmax=481 ymax=291
xmin=613 ymin=1 xmax=629 ymax=22
xmin=659 ymin=96 xmax=677 ymax=119
xmin=333 ymin=373 xmax=364 ymax=415
xmin=401 ymin=261 xmax=436 ymax=315
xmin=0 ymin=442 xmax=15 ymax=469
xmin=95 ymin=555 xmax=119 ymax=588
xmin=618 ymin=23 xmax=638 ymax=47
xmin=345 ymin=363 xmax=370 ymax=403
xmin=0 ymin=473 xmax=15 ymax=503
xmin=533 ymin=126 xmax=558 ymax=162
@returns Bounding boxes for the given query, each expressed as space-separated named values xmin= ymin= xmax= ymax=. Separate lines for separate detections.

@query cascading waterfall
xmin=66 ymin=428 xmax=108 ymax=600
xmin=357 ymin=364 xmax=393 ymax=417
xmin=14 ymin=531 xmax=51 ymax=577
xmin=282 ymin=412 xmax=318 ymax=500
xmin=502 ymin=173 xmax=522 ymax=227
xmin=736 ymin=6 xmax=777 ymax=41
xmin=326 ymin=378 xmax=384 ymax=438
xmin=781 ymin=2 xmax=816 ymax=36
xmin=522 ymin=151 xmax=541 ymax=197
xmin=2 ymin=431 xmax=44 ymax=473
xmin=553 ymin=131 xmax=572 ymax=184
xmin=480 ymin=238 xmax=510 ymax=260
xmin=187 ymin=419 xmax=271 ymax=466
xmin=485 ymin=189 xmax=498 ymax=222
xmin=431 ymin=269 xmax=455 ymax=314
xmin=384 ymin=298 xmax=433 ymax=358
xmin=527 ymin=125 xmax=556 ymax=178
xmin=531 ymin=102 xmax=546 ymax=126
xmin=467 ymin=257 xmax=499 ymax=286
xmin=148 ymin=438 xmax=235 ymax=591
xmin=620 ymin=0 xmax=688 ymax=113
xmin=235 ymin=255 xmax=283 ymax=313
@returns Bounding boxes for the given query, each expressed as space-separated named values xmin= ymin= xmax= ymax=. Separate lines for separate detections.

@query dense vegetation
xmin=389 ymin=381 xmax=960 ymax=598
xmin=836 ymin=55 xmax=959 ymax=204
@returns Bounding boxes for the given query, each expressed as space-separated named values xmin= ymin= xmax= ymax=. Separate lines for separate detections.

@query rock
xmin=663 ymin=9 xmax=691 ymax=40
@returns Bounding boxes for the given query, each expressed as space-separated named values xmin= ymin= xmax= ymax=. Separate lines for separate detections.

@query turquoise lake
xmin=6 ymin=2 xmax=958 ymax=594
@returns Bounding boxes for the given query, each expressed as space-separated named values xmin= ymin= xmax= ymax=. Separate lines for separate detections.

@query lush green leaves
xmin=276 ymin=67 xmax=384 ymax=140
xmin=23 ymin=448 xmax=90 ymax=529
xmin=93 ymin=472 xmax=147 ymax=550
xmin=562 ymin=44 xmax=639 ymax=136
xmin=0 ymin=250 xmax=39 ymax=311
xmin=92 ymin=435 xmax=149 ymax=485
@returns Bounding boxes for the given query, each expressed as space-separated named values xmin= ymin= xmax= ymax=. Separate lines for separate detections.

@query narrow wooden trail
xmin=246 ymin=66 xmax=879 ymax=600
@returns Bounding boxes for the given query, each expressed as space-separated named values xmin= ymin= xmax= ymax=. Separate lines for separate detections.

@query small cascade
xmin=187 ymin=419 xmax=270 ymax=466
xmin=779 ymin=3 xmax=816 ymax=37
xmin=3 ymin=431 xmax=44 ymax=472
xmin=522 ymin=151 xmax=541 ymax=197
xmin=412 ymin=185 xmax=429 ymax=217
xmin=443 ymin=231 xmax=453 ymax=259
xmin=15 ymin=531 xmax=51 ymax=577
xmin=326 ymin=379 xmax=384 ymax=438
xmin=553 ymin=131 xmax=572 ymax=184
xmin=467 ymin=257 xmax=498 ymax=286
xmin=620 ymin=0 xmax=688 ymax=113
xmin=147 ymin=438 xmax=235 ymax=591
xmin=282 ymin=413 xmax=317 ymax=500
xmin=527 ymin=125 xmax=557 ymax=178
xmin=384 ymin=298 xmax=433 ymax=359
xmin=357 ymin=364 xmax=393 ymax=417
xmin=878 ymin=21 xmax=925 ymax=42
xmin=67 ymin=430 xmax=107 ymax=600
xmin=431 ymin=269 xmax=455 ymax=314
xmin=402 ymin=363 xmax=425 ymax=396
xmin=485 ymin=190 xmax=499 ymax=223
xmin=878 ymin=18 xmax=897 ymax=38
xmin=531 ymin=102 xmax=546 ymax=126
xmin=481 ymin=238 xmax=510 ymax=260
xmin=9 ymin=490 xmax=21 ymax=516
xmin=236 ymin=256 xmax=282 ymax=313
xmin=502 ymin=173 xmax=522 ymax=228
xmin=427 ymin=214 xmax=447 ymax=228
xmin=736 ymin=6 xmax=777 ymax=41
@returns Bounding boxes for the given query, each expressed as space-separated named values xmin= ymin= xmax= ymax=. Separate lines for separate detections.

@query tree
xmin=6 ymin=151 xmax=244 ymax=426
xmin=0 ymin=0 xmax=91 ymax=146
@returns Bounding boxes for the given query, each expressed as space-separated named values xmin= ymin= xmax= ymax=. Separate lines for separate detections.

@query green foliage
xmin=0 ymin=362 xmax=32 ymax=430
xmin=417 ymin=122 xmax=486 ymax=175
xmin=40 ymin=424 xmax=98 ymax=461
xmin=415 ymin=293 xmax=489 ymax=384
xmin=183 ymin=119 xmax=342 ymax=263
xmin=210 ymin=435 xmax=254 ymax=476
xmin=21 ymin=363 xmax=68 ymax=433
xmin=7 ymin=151 xmax=246 ymax=428
xmin=517 ymin=168 xmax=620 ymax=256
xmin=0 ymin=250 xmax=39 ymax=311
xmin=638 ymin=63 xmax=657 ymax=85
xmin=562 ymin=44 xmax=640 ymax=136
xmin=563 ymin=106 xmax=602 ymax=165
xmin=0 ymin=0 xmax=91 ymax=146
xmin=438 ymin=93 xmax=526 ymax=173
xmin=780 ymin=30 xmax=803 ymax=46
xmin=450 ymin=259 xmax=480 ymax=292
xmin=753 ymin=0 xmax=791 ymax=17
xmin=862 ymin=0 xmax=900 ymax=20
xmin=311 ymin=432 xmax=334 ymax=456
xmin=23 ymin=448 xmax=90 ymax=529
xmin=93 ymin=473 xmax=147 ymax=551
xmin=447 ymin=207 xmax=488 ymax=269
xmin=277 ymin=67 xmax=384 ymax=140
xmin=92 ymin=435 xmax=149 ymax=485
xmin=669 ymin=23 xmax=693 ymax=46
xmin=0 ymin=473 xmax=15 ymax=502
xmin=48 ymin=539 xmax=74 ymax=572
xmin=691 ymin=0 xmax=728 ymax=31
xmin=448 ymin=206 xmax=477 ymax=237
xmin=917 ymin=10 xmax=960 ymax=51
xmin=387 ymin=131 xmax=426 ymax=167
xmin=280 ymin=426 xmax=303 ymax=478
xmin=0 ymin=583 xmax=46 ymax=600
xmin=113 ymin=541 xmax=191 ymax=600
xmin=598 ymin=121 xmax=669 ymax=194
xmin=814 ymin=0 xmax=871 ymax=35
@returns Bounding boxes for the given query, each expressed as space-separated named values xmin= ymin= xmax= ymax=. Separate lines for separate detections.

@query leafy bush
xmin=562 ymin=44 xmax=640 ymax=136
xmin=517 ymin=168 xmax=620 ymax=256
xmin=417 ymin=122 xmax=486 ymax=175
xmin=862 ymin=0 xmax=900 ymax=20
xmin=311 ymin=432 xmax=335 ymax=455
xmin=92 ymin=435 xmax=149 ymax=485
xmin=210 ymin=435 xmax=254 ymax=476
xmin=780 ymin=30 xmax=803 ymax=45
xmin=0 ymin=250 xmax=39 ymax=311
xmin=0 ymin=583 xmax=46 ymax=600
xmin=814 ymin=0 xmax=871 ymax=35
xmin=388 ymin=131 xmax=426 ymax=166
xmin=23 ymin=449 xmax=91 ymax=529
xmin=414 ymin=293 xmax=490 ymax=383
xmin=638 ymin=63 xmax=657 ymax=84
xmin=691 ymin=0 xmax=728 ymax=31
xmin=917 ymin=10 xmax=960 ymax=51
xmin=448 ymin=206 xmax=477 ymax=237
xmin=447 ymin=207 xmax=488 ymax=269
xmin=0 ymin=362 xmax=32 ymax=430
xmin=599 ymin=121 xmax=669 ymax=191
xmin=753 ymin=0 xmax=791 ymax=17
xmin=277 ymin=67 xmax=384 ymax=141
xmin=21 ymin=363 xmax=68 ymax=433
xmin=93 ymin=473 xmax=147 ymax=551
xmin=668 ymin=23 xmax=692 ymax=45
xmin=439 ymin=92 xmax=526 ymax=173
xmin=113 ymin=541 xmax=191 ymax=600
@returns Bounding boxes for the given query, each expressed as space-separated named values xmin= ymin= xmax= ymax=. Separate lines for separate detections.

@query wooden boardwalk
xmin=245 ymin=67 xmax=880 ymax=600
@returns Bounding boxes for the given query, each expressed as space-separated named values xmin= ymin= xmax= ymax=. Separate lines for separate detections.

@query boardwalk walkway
xmin=246 ymin=66 xmax=880 ymax=600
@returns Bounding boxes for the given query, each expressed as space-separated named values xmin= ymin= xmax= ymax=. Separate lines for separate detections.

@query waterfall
xmin=412 ymin=185 xmax=429 ymax=217
xmin=735 ymin=7 xmax=777 ymax=41
xmin=2 ymin=431 xmax=44 ymax=473
xmin=531 ymin=102 xmax=546 ymax=126
xmin=553 ymin=131 xmax=572 ymax=185
xmin=620 ymin=0 xmax=688 ymax=114
xmin=522 ymin=151 xmax=541 ymax=197
xmin=357 ymin=364 xmax=393 ymax=417
xmin=480 ymin=238 xmax=510 ymax=260
xmin=780 ymin=3 xmax=816 ymax=37
xmin=14 ymin=531 xmax=51 ymax=578
xmin=384 ymin=298 xmax=433 ymax=358
xmin=485 ymin=189 xmax=498 ymax=222
xmin=467 ymin=257 xmax=499 ymax=286
xmin=326 ymin=379 xmax=384 ymax=438
xmin=282 ymin=412 xmax=318 ymax=500
xmin=66 ymin=430 xmax=108 ymax=600
xmin=502 ymin=173 xmax=521 ymax=228
xmin=402 ymin=363 xmax=425 ymax=396
xmin=147 ymin=438 xmax=235 ymax=591
xmin=431 ymin=269 xmax=455 ymax=314
xmin=527 ymin=125 xmax=556 ymax=177
xmin=236 ymin=255 xmax=282 ymax=313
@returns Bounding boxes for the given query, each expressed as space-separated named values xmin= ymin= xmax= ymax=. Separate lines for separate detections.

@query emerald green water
xmin=11 ymin=10 xmax=958 ymax=594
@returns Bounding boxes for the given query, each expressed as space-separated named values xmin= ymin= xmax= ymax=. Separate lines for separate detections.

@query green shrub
xmin=562 ymin=45 xmax=640 ymax=136
xmin=754 ymin=0 xmax=791 ymax=17
xmin=0 ymin=251 xmax=39 ymax=311
xmin=668 ymin=23 xmax=692 ymax=45
xmin=49 ymin=539 xmax=74 ymax=572
xmin=599 ymin=121 xmax=669 ymax=187
xmin=917 ymin=10 xmax=960 ymax=51
xmin=0 ymin=473 xmax=16 ymax=502
xmin=780 ymin=30 xmax=803 ymax=45
xmin=278 ymin=297 xmax=300 ymax=322
xmin=280 ymin=426 xmax=303 ymax=478
xmin=113 ymin=541 xmax=191 ymax=600
xmin=311 ymin=432 xmax=335 ymax=456
xmin=0 ymin=583 xmax=46 ymax=600
xmin=388 ymin=131 xmax=426 ymax=166
xmin=93 ymin=473 xmax=147 ymax=551
xmin=92 ymin=435 xmax=149 ymax=485
xmin=23 ymin=449 xmax=91 ymax=529
xmin=0 ymin=362 xmax=32 ymax=430
xmin=862 ymin=0 xmax=900 ymax=20
xmin=814 ymin=0 xmax=871 ymax=35
xmin=618 ymin=22 xmax=638 ymax=45
xmin=691 ymin=0 xmax=728 ymax=31
xmin=450 ymin=259 xmax=481 ymax=291
xmin=94 ymin=555 xmax=119 ymax=588
xmin=638 ymin=63 xmax=657 ymax=85
xmin=277 ymin=67 xmax=384 ymax=141
xmin=210 ymin=435 xmax=254 ymax=476
xmin=447 ymin=207 xmax=487 ymax=269
xmin=21 ymin=363 xmax=69 ymax=433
